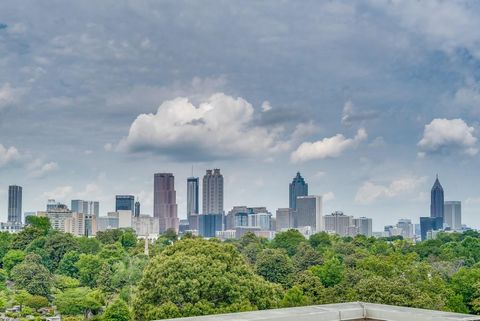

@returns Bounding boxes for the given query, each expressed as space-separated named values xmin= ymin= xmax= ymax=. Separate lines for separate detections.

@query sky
xmin=1 ymin=0 xmax=480 ymax=230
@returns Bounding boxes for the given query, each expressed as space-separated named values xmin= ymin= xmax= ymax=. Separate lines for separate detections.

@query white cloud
xmin=291 ymin=128 xmax=367 ymax=163
xmin=0 ymin=83 xmax=25 ymax=110
xmin=418 ymin=118 xmax=478 ymax=157
xmin=355 ymin=176 xmax=427 ymax=205
xmin=118 ymin=93 xmax=289 ymax=161
xmin=261 ymin=100 xmax=272 ymax=112
xmin=0 ymin=144 xmax=21 ymax=167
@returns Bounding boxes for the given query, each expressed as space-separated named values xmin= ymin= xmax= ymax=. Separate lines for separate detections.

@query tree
xmin=255 ymin=249 xmax=294 ymax=286
xmin=96 ymin=229 xmax=123 ymax=245
xmin=25 ymin=216 xmax=51 ymax=232
xmin=25 ymin=295 xmax=49 ymax=310
xmin=0 ymin=232 xmax=12 ymax=263
xmin=57 ymin=250 xmax=80 ymax=278
xmin=53 ymin=274 xmax=81 ymax=290
xmin=2 ymin=249 xmax=26 ymax=273
xmin=120 ymin=229 xmax=137 ymax=249
xmin=44 ymin=232 xmax=79 ymax=270
xmin=54 ymin=287 xmax=102 ymax=318
xmin=77 ymin=237 xmax=101 ymax=254
xmin=309 ymin=232 xmax=332 ymax=250
xmin=311 ymin=257 xmax=345 ymax=288
xmin=292 ymin=243 xmax=323 ymax=272
xmin=11 ymin=253 xmax=52 ymax=296
xmin=271 ymin=230 xmax=305 ymax=256
xmin=11 ymin=227 xmax=45 ymax=250
xmin=13 ymin=290 xmax=32 ymax=309
xmin=133 ymin=239 xmax=282 ymax=321
xmin=280 ymin=286 xmax=310 ymax=308
xmin=75 ymin=254 xmax=104 ymax=288
xmin=162 ymin=229 xmax=178 ymax=243
xmin=103 ymin=298 xmax=131 ymax=321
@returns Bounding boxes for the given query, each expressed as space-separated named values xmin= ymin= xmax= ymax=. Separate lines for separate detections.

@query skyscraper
xmin=202 ymin=169 xmax=224 ymax=215
xmin=154 ymin=173 xmax=179 ymax=233
xmin=430 ymin=175 xmax=444 ymax=219
xmin=295 ymin=195 xmax=323 ymax=232
xmin=115 ymin=195 xmax=135 ymax=212
xmin=8 ymin=185 xmax=22 ymax=223
xmin=289 ymin=172 xmax=308 ymax=210
xmin=323 ymin=211 xmax=352 ymax=236
xmin=187 ymin=177 xmax=199 ymax=220
xmin=444 ymin=201 xmax=461 ymax=230
xmin=134 ymin=201 xmax=141 ymax=217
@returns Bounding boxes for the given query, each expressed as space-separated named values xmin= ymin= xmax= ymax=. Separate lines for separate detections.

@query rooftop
xmin=166 ymin=302 xmax=480 ymax=321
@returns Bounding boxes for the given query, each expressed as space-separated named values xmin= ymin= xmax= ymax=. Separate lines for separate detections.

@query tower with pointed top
xmin=289 ymin=172 xmax=308 ymax=210
xmin=430 ymin=175 xmax=444 ymax=219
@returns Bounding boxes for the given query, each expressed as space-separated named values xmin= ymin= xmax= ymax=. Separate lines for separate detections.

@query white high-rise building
xmin=352 ymin=217 xmax=373 ymax=237
xmin=202 ymin=169 xmax=224 ymax=215
xmin=295 ymin=195 xmax=323 ymax=232
xmin=323 ymin=211 xmax=352 ymax=236
xmin=396 ymin=219 xmax=414 ymax=239
xmin=132 ymin=215 xmax=160 ymax=236
xmin=444 ymin=201 xmax=462 ymax=230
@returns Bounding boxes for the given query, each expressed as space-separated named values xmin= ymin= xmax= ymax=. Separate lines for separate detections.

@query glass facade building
xmin=8 ymin=185 xmax=22 ymax=223
xmin=289 ymin=172 xmax=308 ymax=210
xmin=198 ymin=213 xmax=223 ymax=237
xmin=420 ymin=216 xmax=443 ymax=240
xmin=115 ymin=195 xmax=135 ymax=212
xmin=430 ymin=176 xmax=444 ymax=219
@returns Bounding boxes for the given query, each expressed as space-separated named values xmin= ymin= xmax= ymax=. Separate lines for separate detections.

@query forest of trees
xmin=1 ymin=216 xmax=480 ymax=320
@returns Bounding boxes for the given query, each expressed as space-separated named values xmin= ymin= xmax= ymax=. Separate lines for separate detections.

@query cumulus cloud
xmin=355 ymin=176 xmax=426 ymax=205
xmin=417 ymin=118 xmax=478 ymax=157
xmin=0 ymin=144 xmax=21 ymax=167
xmin=118 ymin=93 xmax=289 ymax=161
xmin=291 ymin=128 xmax=367 ymax=163
xmin=341 ymin=100 xmax=380 ymax=125
xmin=261 ymin=101 xmax=272 ymax=112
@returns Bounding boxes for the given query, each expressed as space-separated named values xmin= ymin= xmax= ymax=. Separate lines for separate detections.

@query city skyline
xmin=0 ymin=170 xmax=468 ymax=232
xmin=2 ymin=1 xmax=480 ymax=230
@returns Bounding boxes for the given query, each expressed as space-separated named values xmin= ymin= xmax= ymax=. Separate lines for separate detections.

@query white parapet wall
xmin=163 ymin=302 xmax=480 ymax=321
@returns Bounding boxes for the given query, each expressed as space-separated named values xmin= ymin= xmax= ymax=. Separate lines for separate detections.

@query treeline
xmin=1 ymin=216 xmax=480 ymax=320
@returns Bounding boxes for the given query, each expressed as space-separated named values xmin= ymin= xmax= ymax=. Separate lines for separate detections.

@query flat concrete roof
xmin=165 ymin=302 xmax=480 ymax=321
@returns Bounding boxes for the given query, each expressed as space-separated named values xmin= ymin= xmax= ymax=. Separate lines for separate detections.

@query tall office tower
xmin=276 ymin=208 xmax=294 ymax=231
xmin=202 ymin=169 xmax=224 ymax=215
xmin=115 ymin=195 xmax=135 ymax=212
xmin=430 ymin=175 xmax=444 ymax=218
xmin=323 ymin=211 xmax=353 ymax=236
xmin=295 ymin=195 xmax=323 ymax=232
xmin=154 ymin=173 xmax=179 ymax=233
xmin=198 ymin=213 xmax=224 ymax=238
xmin=444 ymin=201 xmax=462 ymax=230
xmin=289 ymin=172 xmax=308 ymax=210
xmin=352 ymin=217 xmax=373 ymax=237
xmin=187 ymin=177 xmax=199 ymax=228
xmin=8 ymin=185 xmax=22 ymax=223
xmin=134 ymin=201 xmax=141 ymax=217
xmin=226 ymin=206 xmax=248 ymax=230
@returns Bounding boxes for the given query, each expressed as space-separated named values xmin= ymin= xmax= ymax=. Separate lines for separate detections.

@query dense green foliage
xmin=1 ymin=222 xmax=480 ymax=320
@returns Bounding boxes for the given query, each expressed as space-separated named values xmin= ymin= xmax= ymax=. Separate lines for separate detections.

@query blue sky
xmin=1 ymin=0 xmax=480 ymax=230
